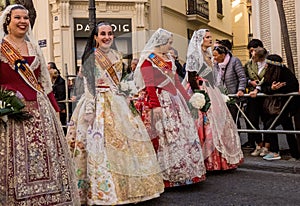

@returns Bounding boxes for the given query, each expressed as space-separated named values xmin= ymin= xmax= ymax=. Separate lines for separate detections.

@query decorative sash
xmin=95 ymin=49 xmax=119 ymax=86
xmin=148 ymin=52 xmax=175 ymax=78
xmin=148 ymin=53 xmax=175 ymax=87
xmin=1 ymin=39 xmax=43 ymax=93
xmin=148 ymin=53 xmax=172 ymax=71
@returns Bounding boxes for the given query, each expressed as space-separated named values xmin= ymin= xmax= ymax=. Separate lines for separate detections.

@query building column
xmin=251 ymin=0 xmax=261 ymax=39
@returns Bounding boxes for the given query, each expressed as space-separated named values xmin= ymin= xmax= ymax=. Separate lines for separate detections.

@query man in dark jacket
xmin=48 ymin=62 xmax=67 ymax=134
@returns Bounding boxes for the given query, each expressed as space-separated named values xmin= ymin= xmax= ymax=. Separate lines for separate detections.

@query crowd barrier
xmin=60 ymin=86 xmax=300 ymax=136
xmin=228 ymin=92 xmax=300 ymax=135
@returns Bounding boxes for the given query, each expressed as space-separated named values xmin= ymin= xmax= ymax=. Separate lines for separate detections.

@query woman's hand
xmin=271 ymin=81 xmax=286 ymax=90
xmin=249 ymin=89 xmax=259 ymax=98
xmin=236 ymin=90 xmax=244 ymax=97
xmin=70 ymin=96 xmax=77 ymax=102
xmin=250 ymin=80 xmax=258 ymax=87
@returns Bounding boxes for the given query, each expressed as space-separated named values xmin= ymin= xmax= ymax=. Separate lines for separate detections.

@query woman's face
xmin=94 ymin=25 xmax=114 ymax=50
xmin=213 ymin=49 xmax=226 ymax=63
xmin=160 ymin=37 xmax=173 ymax=54
xmin=202 ymin=31 xmax=213 ymax=48
xmin=7 ymin=9 xmax=30 ymax=37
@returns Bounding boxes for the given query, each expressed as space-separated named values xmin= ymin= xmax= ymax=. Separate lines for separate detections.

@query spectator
xmin=245 ymin=47 xmax=269 ymax=157
xmin=48 ymin=62 xmax=67 ymax=134
xmin=242 ymin=39 xmax=265 ymax=149
xmin=169 ymin=47 xmax=185 ymax=81
xmin=215 ymin=39 xmax=233 ymax=51
xmin=250 ymin=54 xmax=300 ymax=161
xmin=212 ymin=44 xmax=247 ymax=125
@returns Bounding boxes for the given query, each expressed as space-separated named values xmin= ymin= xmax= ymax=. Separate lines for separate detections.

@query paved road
xmin=133 ymin=168 xmax=300 ymax=206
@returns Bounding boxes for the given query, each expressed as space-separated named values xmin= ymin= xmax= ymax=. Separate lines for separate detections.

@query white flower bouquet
xmin=189 ymin=93 xmax=206 ymax=109
xmin=188 ymin=90 xmax=211 ymax=119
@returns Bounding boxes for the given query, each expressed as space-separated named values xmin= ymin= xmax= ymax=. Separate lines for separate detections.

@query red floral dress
xmin=135 ymin=60 xmax=206 ymax=187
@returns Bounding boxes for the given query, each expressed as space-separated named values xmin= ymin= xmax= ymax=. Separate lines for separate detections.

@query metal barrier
xmin=59 ymin=80 xmax=300 ymax=136
xmin=228 ymin=92 xmax=300 ymax=134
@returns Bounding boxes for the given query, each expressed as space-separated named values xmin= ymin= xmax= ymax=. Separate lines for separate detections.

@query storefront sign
xmin=74 ymin=18 xmax=131 ymax=38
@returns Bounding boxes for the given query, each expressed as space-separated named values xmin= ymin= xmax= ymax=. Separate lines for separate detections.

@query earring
xmin=7 ymin=26 xmax=10 ymax=34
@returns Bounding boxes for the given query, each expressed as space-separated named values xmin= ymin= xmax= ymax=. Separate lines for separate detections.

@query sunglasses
xmin=213 ymin=46 xmax=227 ymax=54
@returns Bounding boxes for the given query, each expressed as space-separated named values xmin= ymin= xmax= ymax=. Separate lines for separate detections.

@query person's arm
xmin=234 ymin=57 xmax=247 ymax=93
xmin=277 ymin=67 xmax=299 ymax=93
xmin=140 ymin=60 xmax=161 ymax=108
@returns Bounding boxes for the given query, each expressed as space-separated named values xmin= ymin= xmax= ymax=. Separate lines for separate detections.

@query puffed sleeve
xmin=140 ymin=60 xmax=161 ymax=108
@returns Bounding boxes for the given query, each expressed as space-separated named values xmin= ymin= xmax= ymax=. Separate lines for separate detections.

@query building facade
xmin=231 ymin=0 xmax=252 ymax=64
xmin=32 ymin=0 xmax=234 ymax=76
xmin=251 ymin=0 xmax=300 ymax=78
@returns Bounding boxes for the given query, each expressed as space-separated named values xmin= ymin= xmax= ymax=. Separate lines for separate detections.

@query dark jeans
xmin=245 ymin=98 xmax=264 ymax=145
xmin=263 ymin=113 xmax=300 ymax=158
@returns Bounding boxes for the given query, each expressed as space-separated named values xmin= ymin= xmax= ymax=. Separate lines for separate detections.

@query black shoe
xmin=242 ymin=142 xmax=255 ymax=149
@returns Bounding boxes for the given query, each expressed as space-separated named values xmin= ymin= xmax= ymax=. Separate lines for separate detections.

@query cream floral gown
xmin=66 ymin=48 xmax=164 ymax=205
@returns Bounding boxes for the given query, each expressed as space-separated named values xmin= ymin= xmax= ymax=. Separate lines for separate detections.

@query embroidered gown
xmin=0 ymin=43 xmax=80 ymax=205
xmin=135 ymin=58 xmax=206 ymax=188
xmin=186 ymin=59 xmax=244 ymax=171
xmin=66 ymin=49 xmax=164 ymax=205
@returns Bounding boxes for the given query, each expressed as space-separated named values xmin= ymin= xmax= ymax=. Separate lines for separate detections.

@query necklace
xmin=5 ymin=36 xmax=27 ymax=54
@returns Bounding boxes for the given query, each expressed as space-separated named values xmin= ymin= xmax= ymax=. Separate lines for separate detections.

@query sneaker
xmin=263 ymin=152 xmax=281 ymax=161
xmin=259 ymin=147 xmax=269 ymax=157
xmin=251 ymin=146 xmax=262 ymax=156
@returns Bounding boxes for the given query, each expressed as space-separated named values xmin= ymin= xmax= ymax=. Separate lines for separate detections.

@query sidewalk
xmin=240 ymin=148 xmax=300 ymax=174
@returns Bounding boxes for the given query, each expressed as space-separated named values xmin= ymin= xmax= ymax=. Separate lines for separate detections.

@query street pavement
xmin=131 ymin=149 xmax=300 ymax=206
xmin=241 ymin=148 xmax=300 ymax=174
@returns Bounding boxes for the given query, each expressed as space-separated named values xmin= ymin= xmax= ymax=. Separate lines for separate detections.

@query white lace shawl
xmin=134 ymin=28 xmax=176 ymax=91
xmin=182 ymin=29 xmax=213 ymax=86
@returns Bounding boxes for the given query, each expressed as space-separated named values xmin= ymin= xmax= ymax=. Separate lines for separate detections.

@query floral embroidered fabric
xmin=0 ymin=94 xmax=80 ymax=205
xmin=135 ymin=60 xmax=206 ymax=187
xmin=66 ymin=49 xmax=164 ymax=205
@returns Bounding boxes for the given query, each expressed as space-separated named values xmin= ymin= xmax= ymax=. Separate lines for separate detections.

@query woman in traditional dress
xmin=183 ymin=29 xmax=244 ymax=171
xmin=0 ymin=4 xmax=80 ymax=205
xmin=134 ymin=28 xmax=206 ymax=187
xmin=65 ymin=22 xmax=164 ymax=205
